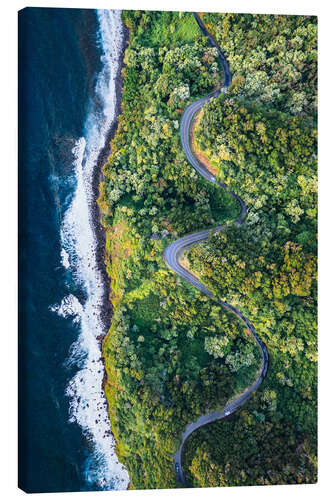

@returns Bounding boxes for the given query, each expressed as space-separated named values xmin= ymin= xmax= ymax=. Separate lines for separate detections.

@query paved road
xmin=162 ymin=13 xmax=269 ymax=485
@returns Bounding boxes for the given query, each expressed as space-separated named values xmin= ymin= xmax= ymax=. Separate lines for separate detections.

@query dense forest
xmin=184 ymin=12 xmax=317 ymax=486
xmin=98 ymin=10 xmax=317 ymax=489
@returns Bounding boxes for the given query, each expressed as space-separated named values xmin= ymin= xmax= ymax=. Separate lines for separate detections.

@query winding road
xmin=162 ymin=13 xmax=269 ymax=485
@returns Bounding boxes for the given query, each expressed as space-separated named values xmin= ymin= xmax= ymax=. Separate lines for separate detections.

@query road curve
xmin=162 ymin=13 xmax=269 ymax=485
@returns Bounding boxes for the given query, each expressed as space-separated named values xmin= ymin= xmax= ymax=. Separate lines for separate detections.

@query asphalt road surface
xmin=162 ymin=13 xmax=269 ymax=485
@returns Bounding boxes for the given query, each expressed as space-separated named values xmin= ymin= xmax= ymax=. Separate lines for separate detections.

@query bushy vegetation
xmin=98 ymin=10 xmax=256 ymax=489
xmin=182 ymin=12 xmax=317 ymax=487
xmin=99 ymin=10 xmax=317 ymax=490
xmin=182 ymin=398 xmax=317 ymax=487
xmin=202 ymin=12 xmax=317 ymax=115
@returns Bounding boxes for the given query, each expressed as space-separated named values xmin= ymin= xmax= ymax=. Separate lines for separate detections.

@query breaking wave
xmin=51 ymin=9 xmax=129 ymax=490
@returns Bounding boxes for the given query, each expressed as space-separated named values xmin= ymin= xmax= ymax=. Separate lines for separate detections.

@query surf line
xmin=51 ymin=10 xmax=130 ymax=490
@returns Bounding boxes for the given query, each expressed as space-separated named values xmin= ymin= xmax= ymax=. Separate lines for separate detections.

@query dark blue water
xmin=18 ymin=7 xmax=103 ymax=493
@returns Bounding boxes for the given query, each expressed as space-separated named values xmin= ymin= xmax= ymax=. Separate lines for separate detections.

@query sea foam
xmin=51 ymin=10 xmax=129 ymax=490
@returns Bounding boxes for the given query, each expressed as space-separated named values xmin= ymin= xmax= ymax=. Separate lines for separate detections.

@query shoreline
xmin=89 ymin=15 xmax=130 ymax=489
xmin=90 ymin=21 xmax=129 ymax=343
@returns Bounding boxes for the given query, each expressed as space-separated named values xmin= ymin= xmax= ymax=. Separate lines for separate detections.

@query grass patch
xmin=105 ymin=210 xmax=138 ymax=308
xmin=149 ymin=11 xmax=203 ymax=46
xmin=129 ymin=292 xmax=161 ymax=328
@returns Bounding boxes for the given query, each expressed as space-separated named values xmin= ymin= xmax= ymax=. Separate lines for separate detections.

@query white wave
xmin=50 ymin=294 xmax=83 ymax=323
xmin=60 ymin=248 xmax=70 ymax=269
xmin=53 ymin=9 xmax=129 ymax=490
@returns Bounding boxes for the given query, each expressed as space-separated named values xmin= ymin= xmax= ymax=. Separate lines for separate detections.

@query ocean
xmin=18 ymin=7 xmax=129 ymax=492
